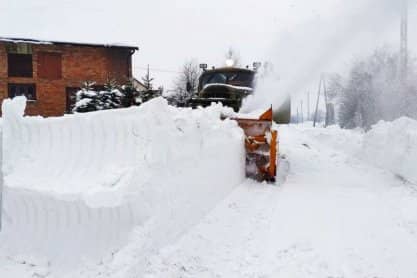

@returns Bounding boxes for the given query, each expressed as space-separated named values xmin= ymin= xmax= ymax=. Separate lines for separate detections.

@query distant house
xmin=0 ymin=37 xmax=138 ymax=116
xmin=132 ymin=77 xmax=147 ymax=92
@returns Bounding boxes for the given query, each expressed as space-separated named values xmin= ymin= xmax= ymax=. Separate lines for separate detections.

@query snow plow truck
xmin=188 ymin=63 xmax=290 ymax=182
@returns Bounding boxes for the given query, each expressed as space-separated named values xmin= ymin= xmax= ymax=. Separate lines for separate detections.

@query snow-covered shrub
xmin=120 ymin=80 xmax=142 ymax=107
xmin=73 ymin=81 xmax=102 ymax=113
xmin=98 ymin=89 xmax=123 ymax=109
xmin=99 ymin=79 xmax=123 ymax=109
xmin=73 ymin=80 xmax=143 ymax=113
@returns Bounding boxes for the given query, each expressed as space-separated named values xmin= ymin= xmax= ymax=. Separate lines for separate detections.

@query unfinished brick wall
xmin=0 ymin=42 xmax=134 ymax=117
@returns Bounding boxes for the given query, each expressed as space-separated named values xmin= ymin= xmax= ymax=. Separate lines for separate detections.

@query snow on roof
xmin=0 ymin=36 xmax=139 ymax=50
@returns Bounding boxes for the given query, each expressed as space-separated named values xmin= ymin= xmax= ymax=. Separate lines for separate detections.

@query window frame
xmin=8 ymin=83 xmax=37 ymax=102
xmin=7 ymin=53 xmax=33 ymax=78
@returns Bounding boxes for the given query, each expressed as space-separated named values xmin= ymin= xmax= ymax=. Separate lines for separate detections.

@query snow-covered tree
xmin=141 ymin=65 xmax=154 ymax=90
xmin=139 ymin=65 xmax=163 ymax=103
xmin=326 ymin=74 xmax=343 ymax=104
xmin=99 ymin=79 xmax=123 ymax=109
xmin=338 ymin=64 xmax=376 ymax=129
xmin=336 ymin=48 xmax=417 ymax=129
xmin=120 ymin=79 xmax=141 ymax=107
xmin=73 ymin=76 xmax=165 ymax=113
xmin=73 ymin=81 xmax=101 ymax=113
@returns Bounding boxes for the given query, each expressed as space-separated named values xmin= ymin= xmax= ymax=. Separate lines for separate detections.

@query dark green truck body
xmin=189 ymin=67 xmax=291 ymax=124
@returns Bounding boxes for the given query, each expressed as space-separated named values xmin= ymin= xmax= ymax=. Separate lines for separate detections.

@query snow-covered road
xmin=139 ymin=125 xmax=417 ymax=278
xmin=2 ymin=124 xmax=417 ymax=277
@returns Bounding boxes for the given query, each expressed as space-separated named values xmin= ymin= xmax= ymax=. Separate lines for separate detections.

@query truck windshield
xmin=200 ymin=71 xmax=255 ymax=89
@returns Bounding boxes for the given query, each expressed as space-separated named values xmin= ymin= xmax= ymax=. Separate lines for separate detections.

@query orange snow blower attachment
xmin=233 ymin=108 xmax=278 ymax=182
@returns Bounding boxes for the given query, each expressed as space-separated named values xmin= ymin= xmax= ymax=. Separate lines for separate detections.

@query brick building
xmin=0 ymin=37 xmax=138 ymax=116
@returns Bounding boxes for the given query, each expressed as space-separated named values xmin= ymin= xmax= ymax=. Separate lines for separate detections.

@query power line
xmin=313 ymin=74 xmax=329 ymax=128
xmin=134 ymin=66 xmax=181 ymax=74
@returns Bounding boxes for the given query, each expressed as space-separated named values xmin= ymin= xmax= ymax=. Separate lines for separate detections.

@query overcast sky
xmin=1 ymin=0 xmax=416 ymax=109
xmin=0 ymin=0 xmax=327 ymax=86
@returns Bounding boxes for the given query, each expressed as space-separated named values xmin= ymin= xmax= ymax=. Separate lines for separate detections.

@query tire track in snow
xmin=139 ymin=125 xmax=417 ymax=278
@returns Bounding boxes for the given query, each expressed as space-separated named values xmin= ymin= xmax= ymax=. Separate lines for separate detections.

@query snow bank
xmin=0 ymin=97 xmax=245 ymax=265
xmin=289 ymin=123 xmax=363 ymax=156
xmin=361 ymin=117 xmax=417 ymax=184
xmin=292 ymin=119 xmax=417 ymax=185
xmin=0 ymin=118 xmax=3 ymax=231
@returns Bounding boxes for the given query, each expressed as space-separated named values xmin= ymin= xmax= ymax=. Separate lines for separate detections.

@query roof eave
xmin=0 ymin=37 xmax=139 ymax=51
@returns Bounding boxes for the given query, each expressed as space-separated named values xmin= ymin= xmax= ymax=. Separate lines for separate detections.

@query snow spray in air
xmin=241 ymin=0 xmax=401 ymax=114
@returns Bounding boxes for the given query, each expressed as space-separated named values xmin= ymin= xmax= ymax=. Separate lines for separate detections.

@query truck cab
xmin=189 ymin=65 xmax=291 ymax=124
xmin=190 ymin=67 xmax=256 ymax=112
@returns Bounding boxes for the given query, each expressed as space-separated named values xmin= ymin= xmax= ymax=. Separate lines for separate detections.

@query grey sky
xmin=1 ymin=0 xmax=416 ymax=108
xmin=0 ymin=0 xmax=352 ymax=84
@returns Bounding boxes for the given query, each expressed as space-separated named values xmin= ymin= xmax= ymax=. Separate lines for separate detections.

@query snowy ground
xmin=135 ymin=125 xmax=417 ymax=278
xmin=2 ymin=122 xmax=417 ymax=277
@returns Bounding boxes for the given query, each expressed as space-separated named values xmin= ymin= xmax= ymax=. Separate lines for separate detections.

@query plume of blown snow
xmin=241 ymin=0 xmax=403 ymax=113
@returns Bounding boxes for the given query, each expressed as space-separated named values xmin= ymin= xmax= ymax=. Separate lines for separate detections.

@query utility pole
xmin=300 ymin=101 xmax=304 ymax=123
xmin=307 ymin=91 xmax=310 ymax=121
xmin=296 ymin=107 xmax=299 ymax=124
xmin=313 ymin=76 xmax=323 ymax=127
xmin=323 ymin=77 xmax=329 ymax=127
xmin=400 ymin=0 xmax=408 ymax=85
xmin=313 ymin=74 xmax=330 ymax=128
xmin=147 ymin=64 xmax=151 ymax=90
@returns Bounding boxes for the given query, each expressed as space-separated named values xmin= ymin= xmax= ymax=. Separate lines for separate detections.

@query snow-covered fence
xmin=0 ymin=97 xmax=245 ymax=264
xmin=0 ymin=119 xmax=2 ymax=231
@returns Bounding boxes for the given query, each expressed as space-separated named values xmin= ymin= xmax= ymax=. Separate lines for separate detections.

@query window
xmin=8 ymin=84 xmax=36 ymax=101
xmin=200 ymin=70 xmax=255 ymax=89
xmin=38 ymin=52 xmax=62 ymax=79
xmin=8 ymin=54 xmax=33 ymax=77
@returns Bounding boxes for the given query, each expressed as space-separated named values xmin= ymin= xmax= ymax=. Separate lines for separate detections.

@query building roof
xmin=132 ymin=78 xmax=147 ymax=90
xmin=0 ymin=37 xmax=139 ymax=51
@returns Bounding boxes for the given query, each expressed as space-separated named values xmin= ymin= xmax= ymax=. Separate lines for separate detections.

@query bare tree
xmin=172 ymin=59 xmax=202 ymax=106
xmin=326 ymin=74 xmax=343 ymax=103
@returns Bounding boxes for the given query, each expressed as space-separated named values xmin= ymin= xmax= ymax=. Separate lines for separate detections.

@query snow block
xmin=0 ymin=97 xmax=245 ymax=265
